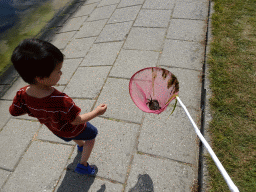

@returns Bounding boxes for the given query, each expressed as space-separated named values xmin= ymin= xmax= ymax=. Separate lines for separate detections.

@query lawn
xmin=207 ymin=0 xmax=256 ymax=191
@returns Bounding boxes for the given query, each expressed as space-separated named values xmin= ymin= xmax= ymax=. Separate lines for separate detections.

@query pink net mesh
xmin=129 ymin=67 xmax=179 ymax=114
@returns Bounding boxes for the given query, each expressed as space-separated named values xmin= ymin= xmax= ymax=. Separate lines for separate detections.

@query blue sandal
xmin=75 ymin=163 xmax=96 ymax=175
xmin=77 ymin=145 xmax=83 ymax=152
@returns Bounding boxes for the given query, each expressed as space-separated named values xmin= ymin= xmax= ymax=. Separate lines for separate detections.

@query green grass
xmin=0 ymin=2 xmax=57 ymax=76
xmin=207 ymin=0 xmax=256 ymax=191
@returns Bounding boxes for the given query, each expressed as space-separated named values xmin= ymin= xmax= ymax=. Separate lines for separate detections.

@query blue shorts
xmin=58 ymin=122 xmax=98 ymax=142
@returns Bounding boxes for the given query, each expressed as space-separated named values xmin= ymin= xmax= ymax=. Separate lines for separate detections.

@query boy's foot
xmin=77 ymin=145 xmax=83 ymax=152
xmin=75 ymin=163 xmax=96 ymax=175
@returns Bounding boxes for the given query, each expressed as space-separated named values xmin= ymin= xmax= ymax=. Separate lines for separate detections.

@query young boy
xmin=9 ymin=38 xmax=107 ymax=175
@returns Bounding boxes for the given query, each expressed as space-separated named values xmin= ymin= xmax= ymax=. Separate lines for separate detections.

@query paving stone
xmin=84 ymin=0 xmax=101 ymax=4
xmin=73 ymin=99 xmax=95 ymax=114
xmin=118 ymin=0 xmax=144 ymax=8
xmin=1 ymin=77 xmax=28 ymax=100
xmin=173 ymin=0 xmax=209 ymax=20
xmin=160 ymin=67 xmax=202 ymax=110
xmin=134 ymin=9 xmax=171 ymax=28
xmin=59 ymin=16 xmax=88 ymax=33
xmin=0 ymin=169 xmax=11 ymax=189
xmin=159 ymin=39 xmax=205 ymax=70
xmin=143 ymin=0 xmax=176 ymax=9
xmin=50 ymin=31 xmax=76 ymax=50
xmin=125 ymin=154 xmax=196 ymax=192
xmin=63 ymin=37 xmax=96 ymax=58
xmin=71 ymin=3 xmax=97 ymax=18
xmin=109 ymin=49 xmax=159 ymax=78
xmin=87 ymin=4 xmax=117 ymax=21
xmin=2 ymin=141 xmax=73 ymax=192
xmin=108 ymin=5 xmax=141 ymax=24
xmin=68 ymin=117 xmax=140 ymax=183
xmin=75 ymin=19 xmax=108 ymax=38
xmin=138 ymin=105 xmax=199 ymax=165
xmin=0 ymin=100 xmax=12 ymax=129
xmin=96 ymin=21 xmax=133 ymax=43
xmin=0 ymin=119 xmax=40 ymax=170
xmin=97 ymin=0 xmax=120 ymax=7
xmin=123 ymin=28 xmax=166 ymax=51
xmin=167 ymin=19 xmax=207 ymax=42
xmin=56 ymin=170 xmax=124 ymax=191
xmin=37 ymin=125 xmax=75 ymax=145
xmin=94 ymin=78 xmax=143 ymax=123
xmin=64 ymin=66 xmax=111 ymax=98
xmin=58 ymin=58 xmax=83 ymax=85
xmin=80 ymin=42 xmax=123 ymax=66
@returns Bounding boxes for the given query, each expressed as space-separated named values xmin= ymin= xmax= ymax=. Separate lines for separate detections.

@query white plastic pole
xmin=176 ymin=96 xmax=239 ymax=192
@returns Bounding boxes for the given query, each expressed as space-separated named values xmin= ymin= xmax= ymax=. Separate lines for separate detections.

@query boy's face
xmin=37 ymin=62 xmax=63 ymax=86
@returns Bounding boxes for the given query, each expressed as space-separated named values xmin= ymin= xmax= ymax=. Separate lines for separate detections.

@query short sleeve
xmin=9 ymin=89 xmax=28 ymax=116
xmin=60 ymin=95 xmax=81 ymax=123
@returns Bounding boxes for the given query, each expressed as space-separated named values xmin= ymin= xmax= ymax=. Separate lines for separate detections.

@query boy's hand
xmin=95 ymin=104 xmax=107 ymax=116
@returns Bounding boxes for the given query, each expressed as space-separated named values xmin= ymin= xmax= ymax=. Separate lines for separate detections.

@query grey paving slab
xmin=96 ymin=21 xmax=133 ymax=43
xmin=58 ymin=58 xmax=83 ymax=85
xmin=1 ymin=77 xmax=28 ymax=100
xmin=50 ymin=31 xmax=76 ymax=50
xmin=125 ymin=154 xmax=196 ymax=192
xmin=173 ymin=0 xmax=209 ymax=20
xmin=0 ymin=169 xmax=10 ymax=189
xmin=138 ymin=105 xmax=199 ymax=165
xmin=94 ymin=78 xmax=144 ymax=123
xmin=134 ymin=9 xmax=172 ymax=28
xmin=167 ymin=19 xmax=207 ymax=42
xmin=68 ymin=117 xmax=140 ymax=183
xmin=75 ymin=19 xmax=108 ymax=38
xmin=142 ymin=0 xmax=176 ymax=10
xmin=123 ymin=28 xmax=166 ymax=51
xmin=80 ymin=42 xmax=123 ymax=66
xmin=56 ymin=170 xmax=124 ymax=192
xmin=160 ymin=67 xmax=202 ymax=110
xmin=2 ymin=141 xmax=73 ymax=192
xmin=0 ymin=100 xmax=12 ymax=129
xmin=118 ymin=0 xmax=144 ymax=8
xmin=87 ymin=4 xmax=117 ymax=21
xmin=59 ymin=16 xmax=88 ymax=33
xmin=63 ymin=37 xmax=96 ymax=58
xmin=64 ymin=66 xmax=111 ymax=98
xmin=108 ymin=5 xmax=141 ymax=24
xmin=37 ymin=125 xmax=75 ymax=145
xmin=97 ymin=0 xmax=120 ymax=7
xmin=71 ymin=3 xmax=97 ymax=18
xmin=159 ymin=39 xmax=205 ymax=70
xmin=84 ymin=0 xmax=101 ymax=4
xmin=109 ymin=49 xmax=159 ymax=78
xmin=0 ymin=119 xmax=40 ymax=170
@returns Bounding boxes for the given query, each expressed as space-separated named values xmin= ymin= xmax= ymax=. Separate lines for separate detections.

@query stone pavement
xmin=0 ymin=0 xmax=211 ymax=191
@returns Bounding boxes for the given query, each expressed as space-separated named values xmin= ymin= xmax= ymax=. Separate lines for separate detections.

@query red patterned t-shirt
xmin=9 ymin=86 xmax=86 ymax=138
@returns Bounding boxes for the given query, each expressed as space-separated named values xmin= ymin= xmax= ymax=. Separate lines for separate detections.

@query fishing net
xmin=129 ymin=67 xmax=179 ymax=114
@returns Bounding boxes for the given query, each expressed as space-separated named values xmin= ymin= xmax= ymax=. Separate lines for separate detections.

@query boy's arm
xmin=71 ymin=104 xmax=107 ymax=125
xmin=9 ymin=91 xmax=27 ymax=116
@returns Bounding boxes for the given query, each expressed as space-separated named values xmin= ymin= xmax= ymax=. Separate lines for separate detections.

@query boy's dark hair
xmin=11 ymin=38 xmax=64 ymax=84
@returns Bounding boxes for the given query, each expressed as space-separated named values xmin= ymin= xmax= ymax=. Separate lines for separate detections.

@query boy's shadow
xmin=128 ymin=174 xmax=154 ymax=192
xmin=57 ymin=151 xmax=104 ymax=192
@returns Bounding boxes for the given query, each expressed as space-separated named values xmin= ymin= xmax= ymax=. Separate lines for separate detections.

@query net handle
xmin=176 ymin=96 xmax=239 ymax=192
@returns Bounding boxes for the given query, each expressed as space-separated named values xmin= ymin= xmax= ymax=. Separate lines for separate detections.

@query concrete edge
xmin=0 ymin=0 xmax=82 ymax=98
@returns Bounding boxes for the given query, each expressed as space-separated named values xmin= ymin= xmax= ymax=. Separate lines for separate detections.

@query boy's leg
xmin=74 ymin=139 xmax=95 ymax=167
xmin=73 ymin=140 xmax=85 ymax=147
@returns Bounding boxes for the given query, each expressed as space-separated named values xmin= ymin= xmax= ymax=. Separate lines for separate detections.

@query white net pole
xmin=176 ymin=96 xmax=239 ymax=192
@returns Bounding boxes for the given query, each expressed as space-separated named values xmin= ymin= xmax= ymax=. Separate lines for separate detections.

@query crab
xmin=146 ymin=96 xmax=161 ymax=110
